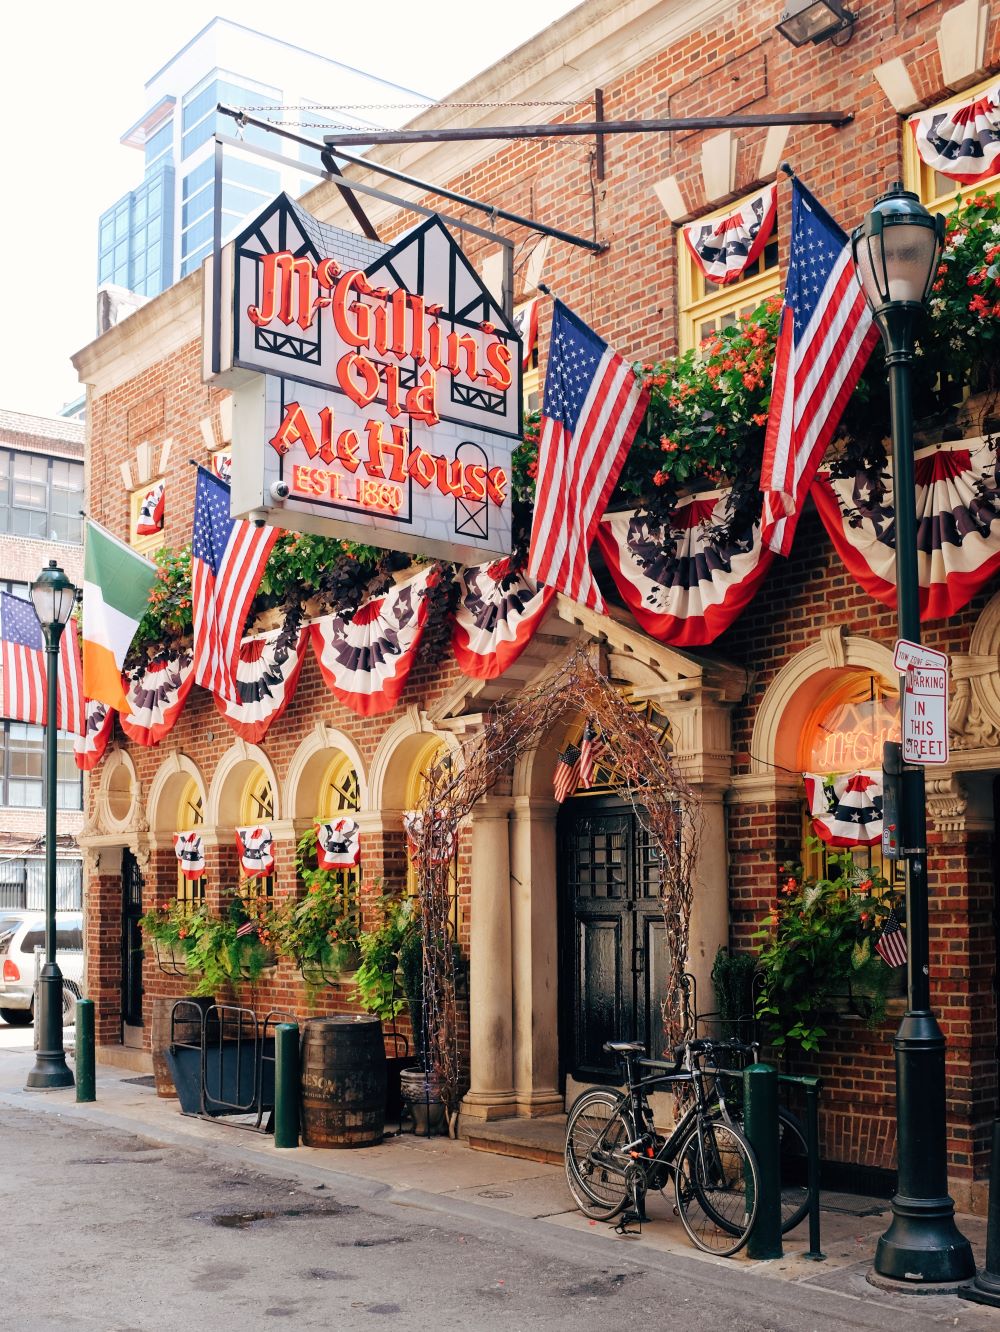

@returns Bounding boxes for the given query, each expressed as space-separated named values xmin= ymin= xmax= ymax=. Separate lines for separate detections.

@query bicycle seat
xmin=603 ymin=1041 xmax=646 ymax=1054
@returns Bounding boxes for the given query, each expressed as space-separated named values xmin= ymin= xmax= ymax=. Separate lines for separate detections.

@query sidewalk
xmin=0 ymin=1042 xmax=990 ymax=1318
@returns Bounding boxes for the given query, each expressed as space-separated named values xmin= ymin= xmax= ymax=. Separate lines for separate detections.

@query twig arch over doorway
xmin=410 ymin=647 xmax=699 ymax=1131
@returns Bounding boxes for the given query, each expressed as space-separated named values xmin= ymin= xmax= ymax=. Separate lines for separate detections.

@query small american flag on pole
xmin=0 ymin=592 xmax=84 ymax=733
xmin=553 ymin=745 xmax=581 ymax=803
xmin=528 ymin=300 xmax=649 ymax=611
xmin=577 ymin=719 xmax=603 ymax=789
xmin=759 ymin=179 xmax=879 ymax=556
xmin=192 ymin=467 xmax=279 ymax=705
xmin=874 ymin=905 xmax=908 ymax=968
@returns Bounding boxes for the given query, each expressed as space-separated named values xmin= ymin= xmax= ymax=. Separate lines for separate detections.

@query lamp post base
xmin=873 ymin=1010 xmax=974 ymax=1286
xmin=873 ymin=1195 xmax=975 ymax=1286
xmin=25 ymin=968 xmax=74 ymax=1090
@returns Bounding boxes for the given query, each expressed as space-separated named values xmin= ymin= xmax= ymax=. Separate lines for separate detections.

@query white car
xmin=0 ymin=911 xmax=83 ymax=1026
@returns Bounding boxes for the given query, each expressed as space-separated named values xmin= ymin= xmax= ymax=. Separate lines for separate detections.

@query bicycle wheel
xmin=776 ymin=1110 xmax=810 ymax=1233
xmin=564 ymin=1089 xmax=634 ymax=1220
xmin=674 ymin=1120 xmax=759 ymax=1256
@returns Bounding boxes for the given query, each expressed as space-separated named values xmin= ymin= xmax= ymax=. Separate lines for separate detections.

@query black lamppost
xmin=25 ymin=560 xmax=77 ymax=1091
xmin=851 ymin=184 xmax=974 ymax=1284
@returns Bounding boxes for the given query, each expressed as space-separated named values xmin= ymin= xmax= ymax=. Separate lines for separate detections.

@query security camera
xmin=270 ymin=479 xmax=290 ymax=502
xmin=248 ymin=509 xmax=268 ymax=528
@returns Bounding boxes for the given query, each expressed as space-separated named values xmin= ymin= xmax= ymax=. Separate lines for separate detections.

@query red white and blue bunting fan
xmin=235 ymin=825 xmax=275 ymax=878
xmin=213 ymin=622 xmax=308 ymax=743
xmin=136 ymin=480 xmax=165 ymax=536
xmin=310 ymin=565 xmax=437 ymax=717
xmin=594 ymin=495 xmax=774 ymax=646
xmin=316 ymin=817 xmax=361 ymax=869
xmin=452 ymin=559 xmax=555 ymax=680
xmin=811 ymin=437 xmax=1000 ymax=621
xmin=74 ymin=699 xmax=115 ymax=771
xmin=211 ymin=452 xmax=232 ymax=483
xmin=911 ymin=82 xmax=1000 ymax=185
xmin=119 ymin=652 xmax=195 ymax=746
xmin=804 ymin=770 xmax=884 ymax=847
xmin=173 ymin=831 xmax=205 ymax=879
xmin=403 ymin=810 xmax=457 ymax=865
xmin=681 ymin=184 xmax=778 ymax=286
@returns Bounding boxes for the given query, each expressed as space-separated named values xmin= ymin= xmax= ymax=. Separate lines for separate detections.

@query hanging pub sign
xmin=204 ymin=193 xmax=521 ymax=563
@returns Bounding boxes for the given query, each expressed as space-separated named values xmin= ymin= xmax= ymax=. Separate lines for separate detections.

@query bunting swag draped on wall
xmin=595 ymin=495 xmax=774 ymax=645
xmin=452 ymin=560 xmax=555 ymax=679
xmin=213 ymin=622 xmax=308 ymax=743
xmin=310 ymin=565 xmax=437 ymax=717
xmin=74 ymin=698 xmax=115 ymax=771
xmin=804 ymin=769 xmax=884 ymax=847
xmin=811 ymin=437 xmax=1000 ymax=620
xmin=118 ymin=653 xmax=196 ymax=746
xmin=911 ymin=82 xmax=1000 ymax=185
xmin=681 ymin=184 xmax=777 ymax=286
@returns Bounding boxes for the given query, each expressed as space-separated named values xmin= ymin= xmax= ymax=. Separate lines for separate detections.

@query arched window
xmin=405 ymin=737 xmax=460 ymax=933
xmin=176 ymin=777 xmax=206 ymax=910
xmin=799 ymin=671 xmax=902 ymax=885
xmin=314 ymin=752 xmax=361 ymax=914
xmin=238 ymin=766 xmax=275 ymax=902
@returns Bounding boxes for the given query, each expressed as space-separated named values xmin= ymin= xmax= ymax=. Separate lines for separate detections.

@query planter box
xmin=165 ymin=1036 xmax=275 ymax=1117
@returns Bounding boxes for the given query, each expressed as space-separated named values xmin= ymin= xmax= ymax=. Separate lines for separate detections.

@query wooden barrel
xmin=300 ymin=1016 xmax=386 ymax=1148
xmin=150 ymin=996 xmax=213 ymax=1099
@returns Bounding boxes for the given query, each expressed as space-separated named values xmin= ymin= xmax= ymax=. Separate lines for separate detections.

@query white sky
xmin=1 ymin=0 xmax=582 ymax=420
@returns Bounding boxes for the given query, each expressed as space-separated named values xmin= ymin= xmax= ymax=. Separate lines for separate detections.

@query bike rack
xmin=682 ymin=971 xmax=826 ymax=1259
xmin=167 ymin=1000 xmax=296 ymax=1133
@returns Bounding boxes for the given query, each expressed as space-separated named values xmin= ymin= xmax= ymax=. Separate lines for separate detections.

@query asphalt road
xmin=0 ymin=1104 xmax=991 ymax=1332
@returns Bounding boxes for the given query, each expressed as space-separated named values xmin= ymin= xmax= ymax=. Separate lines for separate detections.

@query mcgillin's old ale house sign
xmin=203 ymin=193 xmax=521 ymax=562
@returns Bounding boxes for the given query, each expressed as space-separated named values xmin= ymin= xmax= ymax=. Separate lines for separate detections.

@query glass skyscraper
xmin=96 ymin=18 xmax=429 ymax=307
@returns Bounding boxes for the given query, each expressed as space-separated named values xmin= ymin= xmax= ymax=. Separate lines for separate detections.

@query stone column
xmin=460 ymin=796 xmax=517 ymax=1122
xmin=684 ymin=785 xmax=730 ymax=1033
xmin=510 ymin=796 xmax=563 ymax=1117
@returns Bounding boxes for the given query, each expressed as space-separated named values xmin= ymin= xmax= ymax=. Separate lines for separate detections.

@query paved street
xmin=0 ymin=1091 xmax=994 ymax=1332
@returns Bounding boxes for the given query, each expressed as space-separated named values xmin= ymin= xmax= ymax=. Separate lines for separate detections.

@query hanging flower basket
xmin=295 ymin=943 xmax=361 ymax=990
xmin=149 ymin=937 xmax=196 ymax=979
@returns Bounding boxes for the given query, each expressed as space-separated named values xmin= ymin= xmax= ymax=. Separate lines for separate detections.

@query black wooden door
xmin=121 ymin=848 xmax=144 ymax=1027
xmin=559 ymin=799 xmax=668 ymax=1083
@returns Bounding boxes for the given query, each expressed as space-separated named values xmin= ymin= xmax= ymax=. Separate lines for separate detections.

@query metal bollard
xmin=801 ymin=1077 xmax=825 ymax=1261
xmin=274 ymin=1022 xmax=299 ymax=1148
xmin=744 ymin=1062 xmax=782 ymax=1259
xmin=958 ymin=1118 xmax=1000 ymax=1307
xmin=75 ymin=998 xmax=95 ymax=1103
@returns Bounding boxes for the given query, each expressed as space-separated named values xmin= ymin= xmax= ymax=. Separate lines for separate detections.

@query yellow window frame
xmin=405 ymin=738 xmax=460 ymax=933
xmin=176 ymin=777 xmax=206 ymax=910
xmin=128 ymin=479 xmax=165 ymax=556
xmin=902 ymin=74 xmax=1000 ymax=216
xmin=238 ymin=766 xmax=275 ymax=902
xmin=315 ymin=752 xmax=360 ymax=914
xmin=677 ymin=194 xmax=782 ymax=354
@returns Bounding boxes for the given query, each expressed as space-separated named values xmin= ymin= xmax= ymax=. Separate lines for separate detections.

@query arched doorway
xmin=557 ymin=701 xmax=674 ymax=1084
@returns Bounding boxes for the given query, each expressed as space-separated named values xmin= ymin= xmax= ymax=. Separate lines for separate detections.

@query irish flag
xmin=82 ymin=521 xmax=157 ymax=713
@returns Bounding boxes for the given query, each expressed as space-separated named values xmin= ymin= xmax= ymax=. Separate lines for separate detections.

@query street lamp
xmin=25 ymin=560 xmax=77 ymax=1091
xmin=851 ymin=184 xmax=974 ymax=1285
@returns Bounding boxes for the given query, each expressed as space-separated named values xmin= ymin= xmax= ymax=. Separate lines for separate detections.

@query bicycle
xmin=564 ymin=1037 xmax=761 ymax=1256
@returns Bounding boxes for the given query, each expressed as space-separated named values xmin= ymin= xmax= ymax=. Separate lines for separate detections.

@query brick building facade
xmin=73 ymin=0 xmax=1000 ymax=1208
xmin=0 ymin=409 xmax=84 ymax=906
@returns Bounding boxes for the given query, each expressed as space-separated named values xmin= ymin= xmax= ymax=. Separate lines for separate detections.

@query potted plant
xmin=352 ymin=893 xmax=421 ymax=1121
xmin=267 ymin=828 xmax=361 ymax=993
xmin=710 ymin=947 xmax=759 ymax=1045
xmin=140 ymin=901 xmax=203 ymax=978
xmin=753 ymin=846 xmax=902 ymax=1055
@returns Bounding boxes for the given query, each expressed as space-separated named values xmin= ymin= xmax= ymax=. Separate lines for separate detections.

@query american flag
xmin=874 ymin=906 xmax=908 ymax=968
xmin=527 ymin=300 xmax=649 ymax=611
xmin=577 ymin=719 xmax=603 ymax=789
xmin=192 ymin=467 xmax=279 ymax=705
xmin=0 ymin=593 xmax=84 ymax=734
xmin=553 ymin=745 xmax=581 ymax=803
xmin=759 ymin=179 xmax=879 ymax=556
